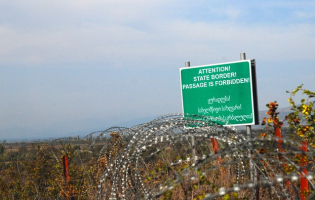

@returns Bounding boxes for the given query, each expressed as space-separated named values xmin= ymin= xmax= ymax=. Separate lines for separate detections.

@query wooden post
xmin=275 ymin=127 xmax=284 ymax=153
xmin=300 ymin=142 xmax=308 ymax=200
xmin=62 ymin=155 xmax=70 ymax=182
xmin=211 ymin=138 xmax=219 ymax=154
xmin=211 ymin=138 xmax=221 ymax=164
xmin=275 ymin=126 xmax=292 ymax=190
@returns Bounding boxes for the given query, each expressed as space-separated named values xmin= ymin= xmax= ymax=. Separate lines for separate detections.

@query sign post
xmin=180 ymin=53 xmax=259 ymax=195
xmin=185 ymin=61 xmax=197 ymax=165
xmin=239 ymin=53 xmax=256 ymax=198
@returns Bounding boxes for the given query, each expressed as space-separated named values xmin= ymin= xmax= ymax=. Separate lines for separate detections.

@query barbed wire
xmin=1 ymin=113 xmax=315 ymax=199
xmin=91 ymin=114 xmax=315 ymax=199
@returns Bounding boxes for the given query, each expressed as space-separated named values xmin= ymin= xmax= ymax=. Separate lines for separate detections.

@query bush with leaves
xmin=286 ymin=84 xmax=315 ymax=145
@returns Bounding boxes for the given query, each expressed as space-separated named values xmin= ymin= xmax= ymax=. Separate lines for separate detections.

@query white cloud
xmin=225 ymin=7 xmax=242 ymax=20
xmin=1 ymin=19 xmax=315 ymax=67
xmin=1 ymin=0 xmax=315 ymax=67
xmin=295 ymin=10 xmax=315 ymax=20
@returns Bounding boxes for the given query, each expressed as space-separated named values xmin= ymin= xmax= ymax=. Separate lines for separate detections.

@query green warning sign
xmin=180 ymin=60 xmax=258 ymax=126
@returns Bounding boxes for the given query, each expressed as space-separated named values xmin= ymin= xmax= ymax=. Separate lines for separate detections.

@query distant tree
xmin=0 ymin=144 xmax=4 ymax=154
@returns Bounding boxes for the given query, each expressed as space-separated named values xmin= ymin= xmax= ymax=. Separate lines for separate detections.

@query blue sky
xmin=1 ymin=0 xmax=315 ymax=140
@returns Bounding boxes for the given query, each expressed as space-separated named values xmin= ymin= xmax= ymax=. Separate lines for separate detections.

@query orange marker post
xmin=211 ymin=138 xmax=221 ymax=164
xmin=300 ymin=142 xmax=308 ymax=200
xmin=62 ymin=155 xmax=70 ymax=182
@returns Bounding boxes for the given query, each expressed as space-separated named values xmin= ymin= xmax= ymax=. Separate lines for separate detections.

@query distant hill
xmin=113 ymin=115 xmax=161 ymax=128
xmin=111 ymin=107 xmax=295 ymax=131
xmin=112 ymin=107 xmax=295 ymax=130
xmin=1 ymin=107 xmax=297 ymax=142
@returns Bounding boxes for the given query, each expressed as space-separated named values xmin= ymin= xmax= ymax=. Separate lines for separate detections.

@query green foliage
xmin=286 ymin=84 xmax=315 ymax=145
xmin=161 ymin=190 xmax=173 ymax=200
xmin=223 ymin=194 xmax=230 ymax=200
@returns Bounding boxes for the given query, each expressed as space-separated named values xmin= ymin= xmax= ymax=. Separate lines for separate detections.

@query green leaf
xmin=232 ymin=192 xmax=238 ymax=198
xmin=223 ymin=194 xmax=230 ymax=200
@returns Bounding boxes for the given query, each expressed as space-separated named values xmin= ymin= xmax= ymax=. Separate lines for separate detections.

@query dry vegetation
xmin=0 ymin=85 xmax=314 ymax=200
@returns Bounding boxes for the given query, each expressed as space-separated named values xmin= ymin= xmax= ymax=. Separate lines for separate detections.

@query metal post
xmin=240 ymin=53 xmax=257 ymax=198
xmin=185 ymin=61 xmax=190 ymax=68
xmin=185 ymin=61 xmax=196 ymax=165
xmin=240 ymin=52 xmax=246 ymax=61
